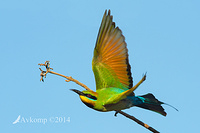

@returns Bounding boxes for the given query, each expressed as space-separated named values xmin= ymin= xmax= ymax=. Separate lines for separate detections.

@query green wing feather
xmin=92 ymin=10 xmax=133 ymax=90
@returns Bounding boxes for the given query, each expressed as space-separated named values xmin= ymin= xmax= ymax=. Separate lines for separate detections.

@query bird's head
xmin=70 ymin=89 xmax=98 ymax=109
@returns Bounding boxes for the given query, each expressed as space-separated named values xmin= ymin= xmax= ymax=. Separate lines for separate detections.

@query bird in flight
xmin=71 ymin=10 xmax=167 ymax=116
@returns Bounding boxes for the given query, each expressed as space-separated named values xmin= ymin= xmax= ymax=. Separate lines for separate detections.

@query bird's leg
xmin=114 ymin=111 xmax=119 ymax=117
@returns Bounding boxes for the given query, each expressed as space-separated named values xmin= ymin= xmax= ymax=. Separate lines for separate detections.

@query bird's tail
xmin=135 ymin=93 xmax=167 ymax=116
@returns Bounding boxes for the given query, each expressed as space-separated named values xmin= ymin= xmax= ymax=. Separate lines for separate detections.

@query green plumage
xmin=92 ymin=10 xmax=133 ymax=90
xmin=71 ymin=10 xmax=168 ymax=117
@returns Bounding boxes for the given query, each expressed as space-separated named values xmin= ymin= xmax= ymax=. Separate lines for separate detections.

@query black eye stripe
xmin=84 ymin=94 xmax=97 ymax=100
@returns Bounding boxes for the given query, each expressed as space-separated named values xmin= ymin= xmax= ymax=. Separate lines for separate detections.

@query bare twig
xmin=116 ymin=111 xmax=159 ymax=133
xmin=38 ymin=61 xmax=93 ymax=92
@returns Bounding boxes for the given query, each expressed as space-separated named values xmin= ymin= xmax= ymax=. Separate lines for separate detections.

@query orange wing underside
xmin=93 ymin=10 xmax=133 ymax=90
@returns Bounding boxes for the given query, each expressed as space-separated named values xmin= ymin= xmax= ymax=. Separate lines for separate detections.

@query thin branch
xmin=116 ymin=111 xmax=159 ymax=133
xmin=38 ymin=61 xmax=93 ymax=92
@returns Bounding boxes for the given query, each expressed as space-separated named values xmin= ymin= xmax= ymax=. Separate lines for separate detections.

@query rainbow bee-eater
xmin=71 ymin=10 xmax=167 ymax=116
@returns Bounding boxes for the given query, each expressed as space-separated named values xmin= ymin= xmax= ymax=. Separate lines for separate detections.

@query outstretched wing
xmin=92 ymin=10 xmax=133 ymax=90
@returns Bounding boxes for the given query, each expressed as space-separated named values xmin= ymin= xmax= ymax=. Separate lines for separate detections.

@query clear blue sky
xmin=1 ymin=0 xmax=199 ymax=133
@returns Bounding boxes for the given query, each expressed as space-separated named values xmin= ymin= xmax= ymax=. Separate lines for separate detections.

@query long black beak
xmin=70 ymin=89 xmax=84 ymax=96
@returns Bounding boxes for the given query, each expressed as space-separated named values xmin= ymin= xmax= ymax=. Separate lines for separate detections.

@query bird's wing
xmin=92 ymin=10 xmax=133 ymax=90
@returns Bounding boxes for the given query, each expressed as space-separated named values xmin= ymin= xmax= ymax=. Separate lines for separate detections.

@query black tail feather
xmin=136 ymin=93 xmax=167 ymax=116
